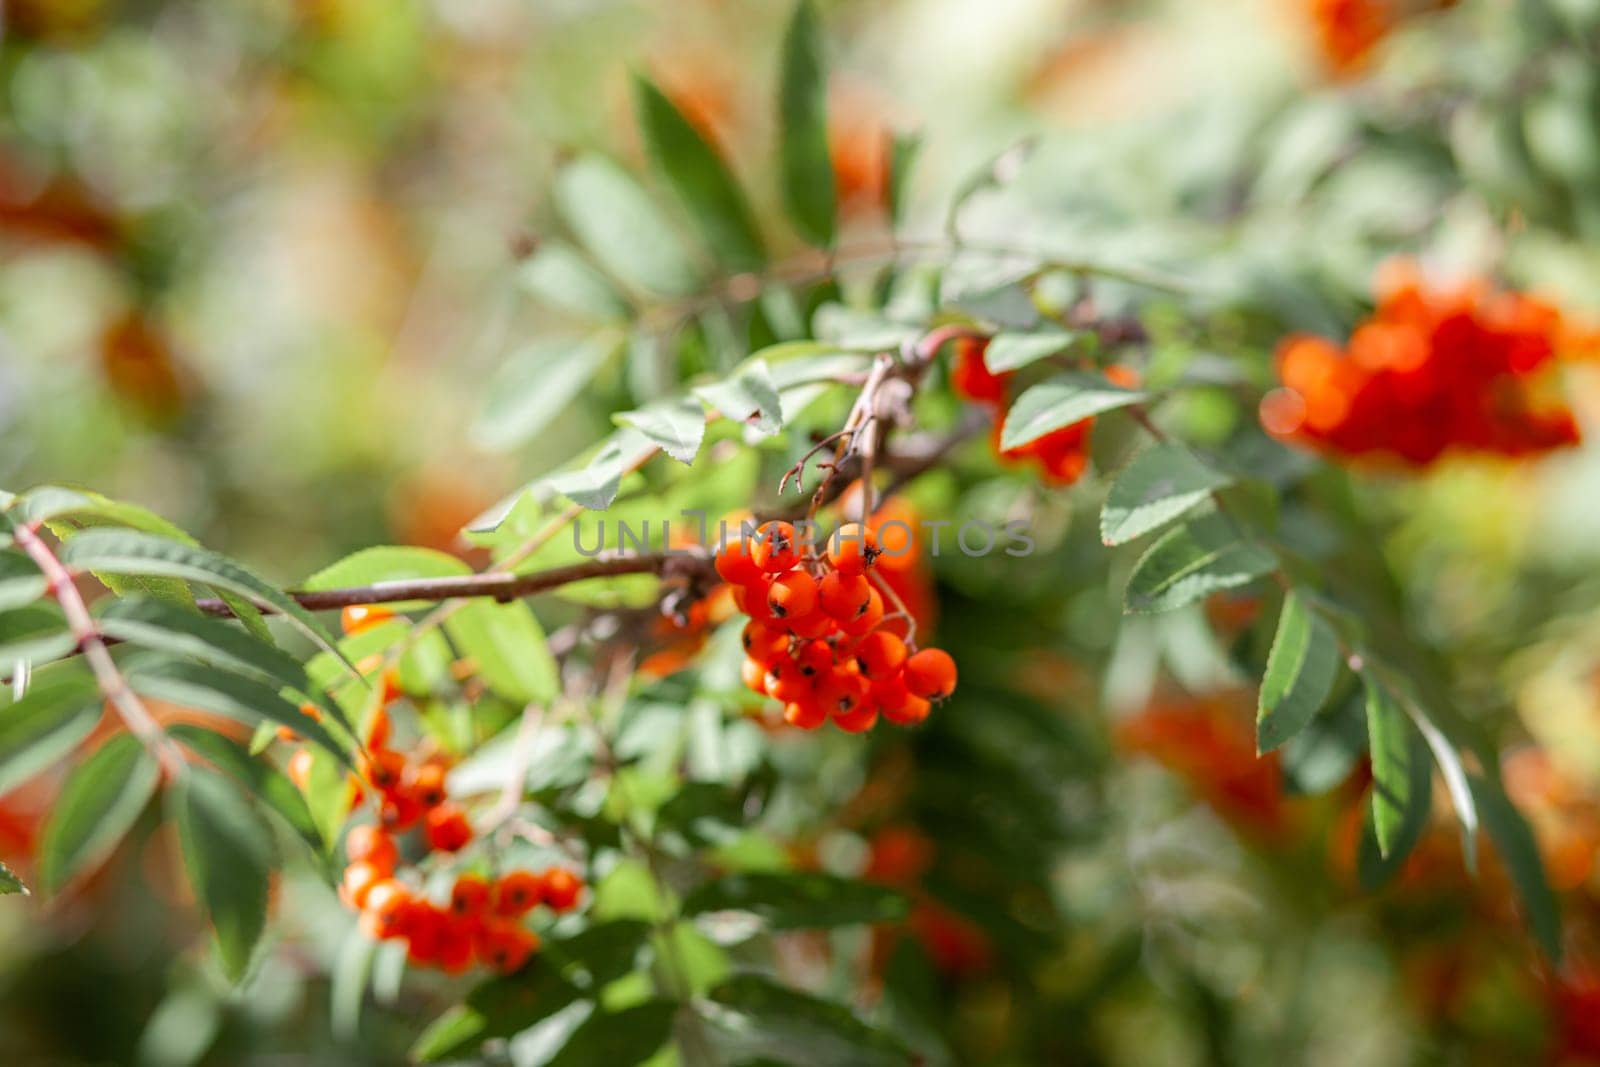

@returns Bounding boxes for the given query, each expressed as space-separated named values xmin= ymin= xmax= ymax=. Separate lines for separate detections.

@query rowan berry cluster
xmin=340 ymin=823 xmax=582 ymax=975
xmin=290 ymin=606 xmax=586 ymax=975
xmin=716 ymin=519 xmax=957 ymax=732
xmin=950 ymin=337 xmax=1140 ymax=485
xmin=1261 ymin=262 xmax=1583 ymax=465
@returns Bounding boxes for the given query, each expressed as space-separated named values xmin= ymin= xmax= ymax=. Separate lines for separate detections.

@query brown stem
xmin=14 ymin=523 xmax=186 ymax=776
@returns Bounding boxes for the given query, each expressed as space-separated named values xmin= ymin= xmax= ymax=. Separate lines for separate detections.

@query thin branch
xmin=14 ymin=523 xmax=186 ymax=776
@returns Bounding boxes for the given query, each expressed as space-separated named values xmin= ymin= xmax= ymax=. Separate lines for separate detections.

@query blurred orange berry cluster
xmin=951 ymin=338 xmax=1139 ymax=485
xmin=1261 ymin=262 xmax=1586 ymax=465
xmin=1306 ymin=0 xmax=1455 ymax=74
xmin=344 ymin=823 xmax=581 ymax=975
xmin=720 ymin=517 xmax=956 ymax=732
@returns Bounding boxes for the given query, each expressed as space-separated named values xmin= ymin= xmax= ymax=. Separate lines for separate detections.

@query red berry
xmin=342 ymin=605 xmax=395 ymax=635
xmin=437 ymin=917 xmax=476 ymax=974
xmin=475 ymin=922 xmax=539 ymax=974
xmin=881 ymin=692 xmax=931 ymax=726
xmin=345 ymin=825 xmax=399 ymax=872
xmin=411 ymin=762 xmax=449 ymax=809
xmin=784 ymin=699 xmax=828 ymax=730
xmin=903 ymin=648 xmax=957 ymax=700
xmin=819 ymin=668 xmax=870 ymax=717
xmin=840 ymin=590 xmax=885 ymax=637
xmin=740 ymin=621 xmax=790 ymax=664
xmin=360 ymin=879 xmax=412 ymax=940
xmin=764 ymin=660 xmax=814 ymax=704
xmin=449 ymin=874 xmax=491 ymax=919
xmin=340 ymin=861 xmax=385 ymax=910
xmin=741 ymin=657 xmax=770 ymax=695
xmin=492 ymin=870 xmax=542 ymax=918
xmin=833 ymin=703 xmax=879 ymax=734
xmin=425 ymin=804 xmax=473 ymax=853
xmin=540 ymin=868 xmax=583 ymax=912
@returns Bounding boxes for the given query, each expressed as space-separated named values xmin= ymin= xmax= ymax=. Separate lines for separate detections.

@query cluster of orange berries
xmin=715 ymin=520 xmax=957 ymax=732
xmin=950 ymin=337 xmax=1139 ymax=486
xmin=339 ymin=823 xmax=582 ymax=974
xmin=1261 ymin=262 xmax=1584 ymax=465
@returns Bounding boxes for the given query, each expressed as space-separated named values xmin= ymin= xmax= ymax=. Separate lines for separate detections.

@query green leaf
xmin=545 ymin=919 xmax=654 ymax=988
xmin=126 ymin=658 xmax=350 ymax=766
xmin=1409 ymin=701 xmax=1479 ymax=870
xmin=411 ymin=955 xmax=582 ymax=1062
xmin=168 ymin=724 xmax=322 ymax=853
xmin=0 ymin=674 xmax=102 ymax=796
xmin=1364 ymin=673 xmax=1420 ymax=856
xmin=547 ymin=999 xmax=677 ymax=1067
xmin=634 ymin=74 xmax=766 ymax=272
xmin=888 ymin=132 xmax=920 ymax=226
xmin=58 ymin=530 xmax=347 ymax=667
xmin=777 ymin=0 xmax=835 ymax=246
xmin=473 ymin=334 xmax=623 ymax=452
xmin=97 ymin=597 xmax=308 ymax=693
xmin=39 ymin=733 xmax=160 ymax=893
xmin=1257 ymin=593 xmax=1341 ymax=754
xmin=1356 ymin=726 xmax=1432 ymax=891
xmin=1124 ymin=513 xmax=1274 ymax=615
xmin=171 ymin=767 xmax=273 ymax=981
xmin=444 ymin=600 xmax=558 ymax=705
xmin=555 ymin=155 xmax=701 ymax=297
xmin=1101 ymin=444 xmax=1233 ymax=546
xmin=542 ymin=431 xmax=659 ymax=512
xmin=694 ymin=359 xmax=783 ymax=437
xmin=615 ymin=398 xmax=707 ymax=465
xmin=1000 ymin=372 xmax=1149 ymax=452
xmin=301 ymin=546 xmax=473 ymax=607
xmin=0 ymin=604 xmax=74 ymax=667
xmin=1471 ymin=775 xmax=1562 ymax=961
xmin=518 ymin=241 xmax=631 ymax=322
xmin=704 ymin=973 xmax=911 ymax=1066
xmin=0 ymin=859 xmax=25 ymax=896
xmin=683 ymin=872 xmax=909 ymax=929
xmin=984 ymin=329 xmax=1090 ymax=374
xmin=1280 ymin=691 xmax=1365 ymax=795
xmin=17 ymin=486 xmax=196 ymax=543
xmin=0 ymin=551 xmax=46 ymax=612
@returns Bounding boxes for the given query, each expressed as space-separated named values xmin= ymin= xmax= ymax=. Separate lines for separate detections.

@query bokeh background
xmin=10 ymin=0 xmax=1600 ymax=1064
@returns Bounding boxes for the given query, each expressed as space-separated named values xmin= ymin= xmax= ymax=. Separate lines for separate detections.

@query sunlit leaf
xmin=1101 ymin=443 xmax=1233 ymax=546
xmin=1000 ymin=372 xmax=1148 ymax=452
xmin=555 ymin=155 xmax=701 ymax=297
xmin=1124 ymin=513 xmax=1274 ymax=614
xmin=1257 ymin=592 xmax=1341 ymax=754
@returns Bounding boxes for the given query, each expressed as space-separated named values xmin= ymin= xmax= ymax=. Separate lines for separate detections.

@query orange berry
xmin=287 ymin=748 xmax=313 ymax=790
xmin=783 ymin=699 xmax=828 ymax=730
xmin=475 ymin=922 xmax=539 ymax=974
xmin=741 ymin=657 xmax=770 ymax=695
xmin=833 ymin=703 xmax=879 ymax=734
xmin=360 ymin=748 xmax=406 ymax=791
xmin=424 ymin=804 xmax=473 ymax=853
xmin=853 ymin=631 xmax=907 ymax=679
xmin=405 ymin=903 xmax=447 ymax=966
xmin=365 ymin=705 xmax=391 ymax=751
xmin=795 ymin=639 xmax=835 ymax=680
xmin=276 ymin=724 xmax=300 ymax=743
xmin=840 ymin=589 xmax=884 ymax=637
xmin=763 ymin=661 xmax=814 ymax=704
xmin=492 ymin=870 xmax=543 ymax=917
xmin=740 ymin=621 xmax=790 ymax=664
xmin=736 ymin=576 xmax=778 ymax=624
xmin=882 ymin=693 xmax=931 ymax=726
xmin=346 ymin=825 xmax=399 ymax=872
xmin=903 ymin=648 xmax=957 ymax=700
xmin=751 ymin=521 xmax=801 ymax=573
xmin=540 ymin=868 xmax=583 ymax=912
xmin=379 ymin=666 xmax=404 ymax=706
xmin=714 ymin=536 xmax=762 ymax=585
xmin=818 ymin=571 xmax=872 ymax=621
xmin=341 ymin=605 xmax=394 ymax=636
xmin=437 ymin=917 xmax=476 ymax=974
xmin=449 ymin=874 xmax=491 ymax=919
xmin=819 ymin=669 xmax=870 ymax=717
xmin=411 ymin=762 xmax=448 ymax=809
xmin=340 ymin=861 xmax=385 ymax=909
xmin=787 ymin=611 xmax=837 ymax=640
xmin=380 ymin=789 xmax=424 ymax=832
xmin=359 ymin=879 xmax=412 ymax=940
xmin=766 ymin=570 xmax=818 ymax=621
xmin=826 ymin=523 xmax=879 ymax=575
